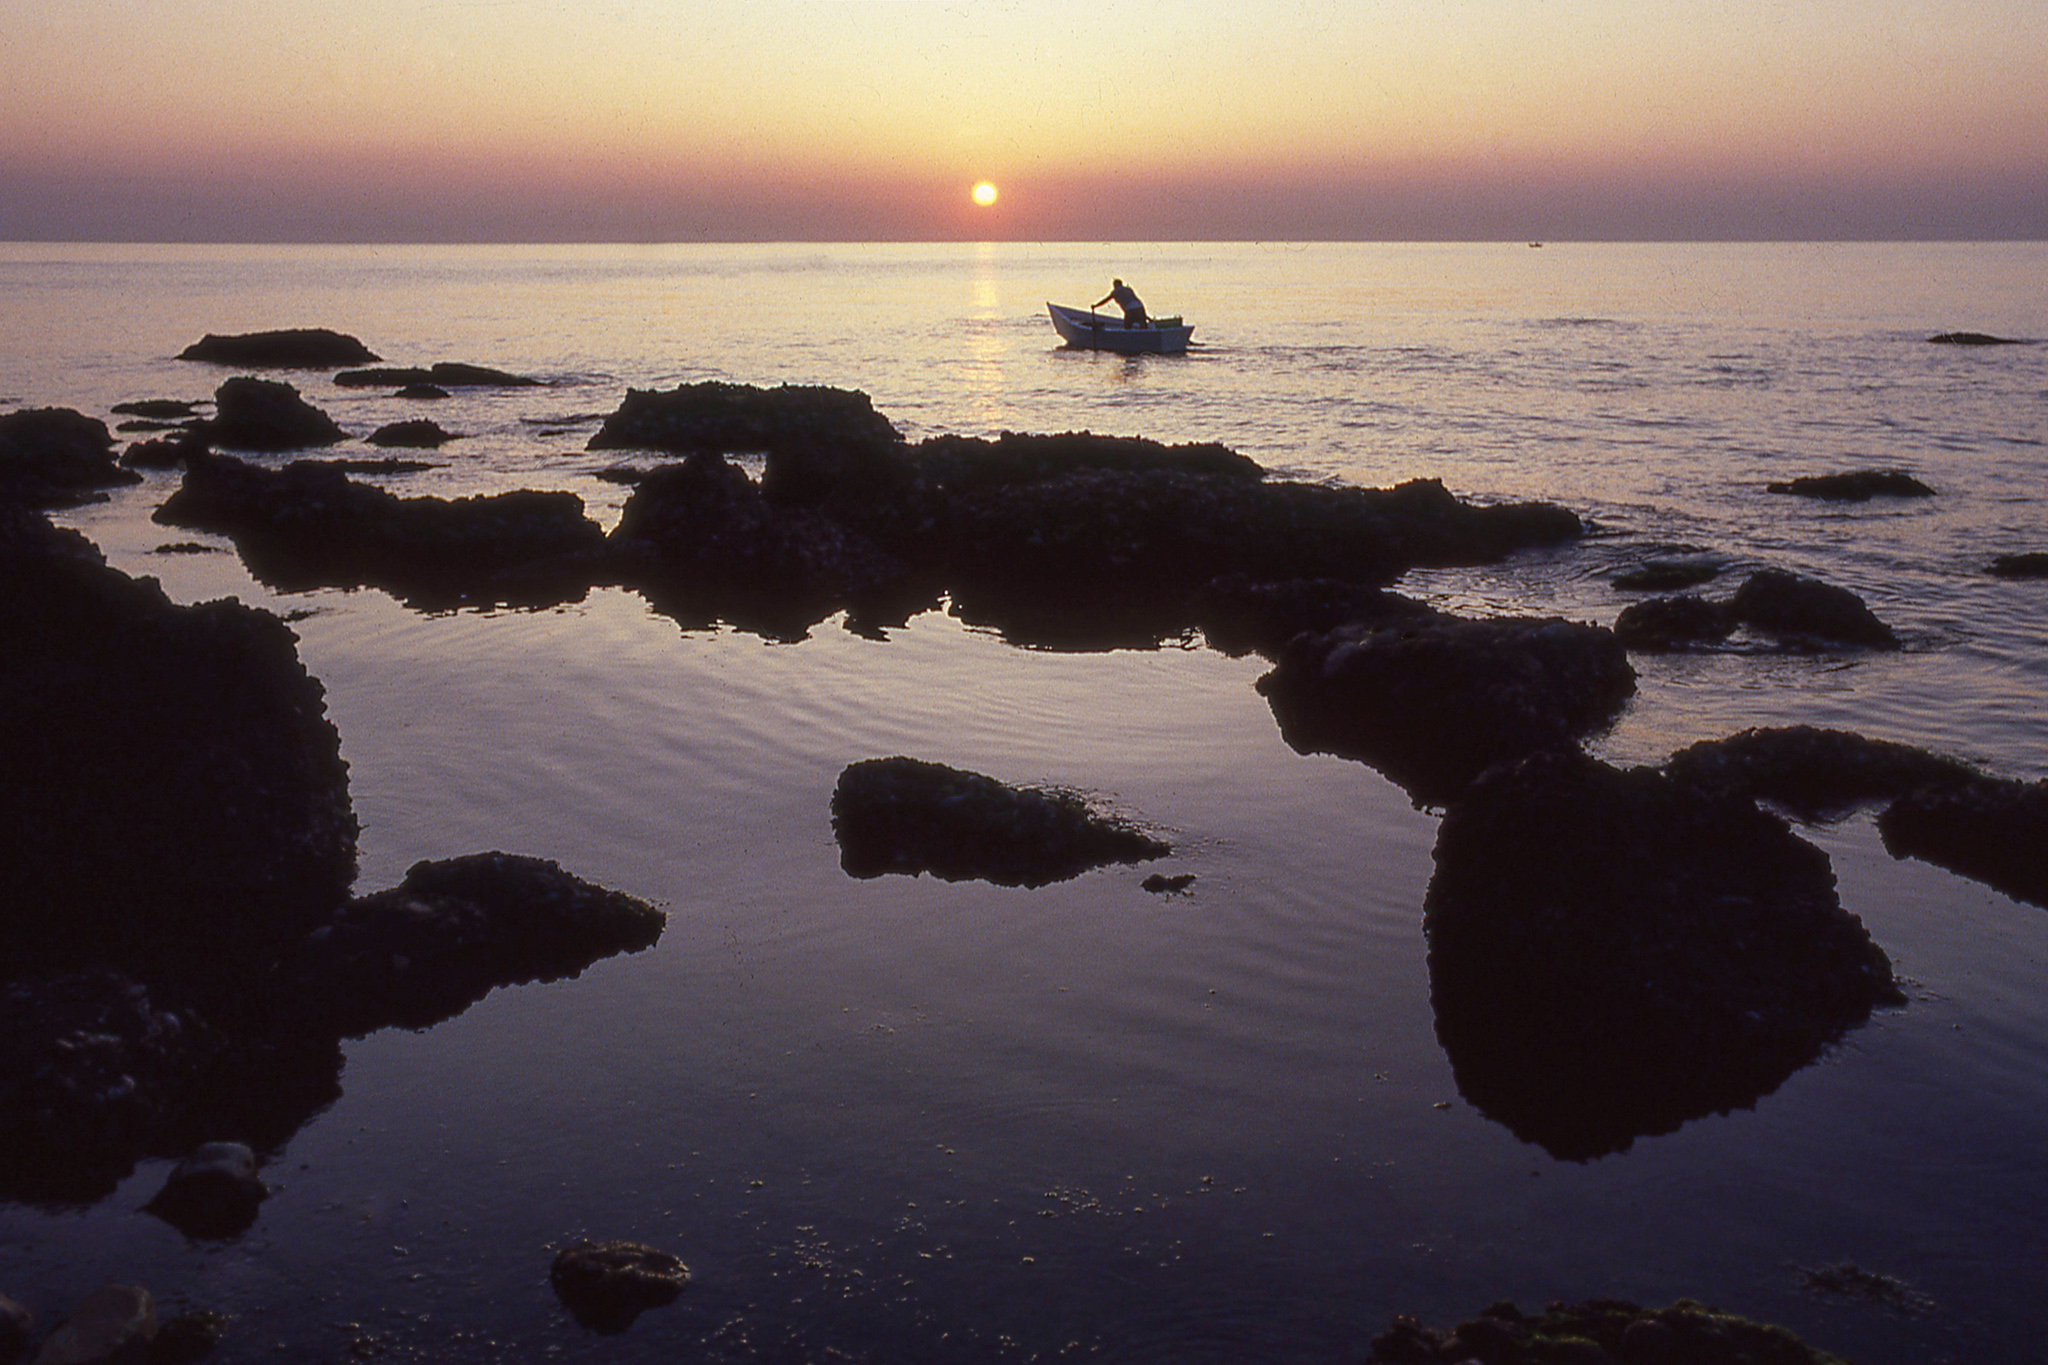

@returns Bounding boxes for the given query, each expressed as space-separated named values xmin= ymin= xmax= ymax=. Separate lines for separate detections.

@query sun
xmin=971 ymin=181 xmax=999 ymax=207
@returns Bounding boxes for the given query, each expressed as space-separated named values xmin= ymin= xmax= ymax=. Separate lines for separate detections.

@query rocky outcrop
xmin=178 ymin=329 xmax=379 ymax=368
xmin=1766 ymin=470 xmax=1935 ymax=501
xmin=831 ymin=757 xmax=1169 ymax=887
xmin=588 ymin=381 xmax=900 ymax=455
xmin=1879 ymin=775 xmax=2048 ymax=908
xmin=1424 ymin=749 xmax=1902 ymax=1160
xmin=0 ymin=408 xmax=139 ymax=510
xmin=907 ymin=429 xmax=1263 ymax=488
xmin=111 ymin=399 xmax=206 ymax=421
xmin=1257 ymin=615 xmax=1635 ymax=806
xmin=1729 ymin=568 xmax=1898 ymax=648
xmin=1619 ymin=570 xmax=1898 ymax=652
xmin=156 ymin=452 xmax=608 ymax=608
xmin=277 ymin=854 xmax=667 ymax=1038
xmin=207 ymin=377 xmax=347 ymax=451
xmin=1368 ymin=1298 xmax=1851 ymax=1365
xmin=1194 ymin=576 xmax=1442 ymax=658
xmin=1 ymin=507 xmax=357 ymax=975
xmin=551 ymin=1241 xmax=690 ymax=1335
xmin=1988 ymin=552 xmax=2048 ymax=578
xmin=333 ymin=362 xmax=539 ymax=389
xmin=609 ymin=452 xmax=928 ymax=638
xmin=367 ymin=419 xmax=457 ymax=448
xmin=1666 ymin=725 xmax=1982 ymax=823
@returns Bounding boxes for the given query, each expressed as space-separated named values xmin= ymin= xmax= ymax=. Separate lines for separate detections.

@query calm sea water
xmin=4 ymin=242 xmax=2047 ymax=1362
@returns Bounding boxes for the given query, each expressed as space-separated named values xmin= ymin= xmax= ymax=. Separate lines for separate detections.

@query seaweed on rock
xmin=1424 ymin=749 xmax=1902 ymax=1160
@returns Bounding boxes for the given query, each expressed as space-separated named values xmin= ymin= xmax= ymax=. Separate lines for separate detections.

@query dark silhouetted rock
xmin=610 ymin=452 xmax=926 ymax=639
xmin=304 ymin=456 xmax=437 ymax=475
xmin=395 ymin=383 xmax=449 ymax=400
xmin=332 ymin=362 xmax=539 ymax=388
xmin=119 ymin=428 xmax=211 ymax=472
xmin=1667 ymin=725 xmax=1982 ymax=823
xmin=908 ymin=429 xmax=1263 ymax=488
xmin=551 ymin=1241 xmax=690 ymax=1335
xmin=1367 ymin=1298 xmax=1851 ymax=1364
xmin=1425 ymin=749 xmax=1902 ymax=1160
xmin=366 ymin=419 xmax=457 ymax=448
xmin=33 ymin=1284 xmax=156 ymax=1365
xmin=1194 ymin=576 xmax=1443 ymax=658
xmin=156 ymin=452 xmax=608 ymax=608
xmin=588 ymin=381 xmax=899 ymax=455
xmin=278 ymin=854 xmax=666 ymax=1037
xmin=111 ymin=399 xmax=205 ymax=420
xmin=144 ymin=1142 xmax=267 ymax=1241
xmin=179 ymin=329 xmax=379 ymax=368
xmin=1728 ymin=568 xmax=1897 ymax=649
xmin=0 ymin=408 xmax=139 ymax=509
xmin=1610 ymin=554 xmax=1723 ymax=591
xmin=1879 ymin=775 xmax=2048 ymax=908
xmin=1766 ymin=470 xmax=1936 ymax=501
xmin=1613 ymin=593 xmax=1733 ymax=651
xmin=207 ymin=377 xmax=346 ymax=451
xmin=832 ymin=757 xmax=1169 ymax=888
xmin=1141 ymin=873 xmax=1196 ymax=894
xmin=1988 ymin=552 xmax=2048 ymax=578
xmin=0 ymin=507 xmax=357 ymax=976
xmin=1928 ymin=331 xmax=2021 ymax=345
xmin=1257 ymin=615 xmax=1635 ymax=806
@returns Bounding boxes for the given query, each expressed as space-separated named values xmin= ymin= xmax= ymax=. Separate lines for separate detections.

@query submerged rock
xmin=831 ymin=757 xmax=1169 ymax=888
xmin=1766 ymin=470 xmax=1935 ymax=501
xmin=366 ymin=419 xmax=457 ymax=448
xmin=588 ymin=380 xmax=900 ymax=455
xmin=550 ymin=1241 xmax=689 ymax=1335
xmin=1879 ymin=775 xmax=2048 ymax=909
xmin=207 ymin=377 xmax=346 ymax=451
xmin=1425 ymin=749 xmax=1902 ymax=1160
xmin=0 ymin=408 xmax=139 ymax=510
xmin=1728 ymin=568 xmax=1898 ymax=649
xmin=156 ymin=452 xmax=608 ymax=608
xmin=1367 ymin=1298 xmax=1851 ymax=1364
xmin=179 ymin=329 xmax=379 ymax=368
xmin=1666 ymin=725 xmax=1982 ymax=823
xmin=279 ymin=854 xmax=667 ymax=1038
xmin=143 ymin=1142 xmax=267 ymax=1241
xmin=1257 ymin=614 xmax=1635 ymax=806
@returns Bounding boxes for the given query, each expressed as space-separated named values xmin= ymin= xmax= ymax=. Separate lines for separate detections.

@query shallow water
xmin=5 ymin=242 xmax=2048 ymax=1362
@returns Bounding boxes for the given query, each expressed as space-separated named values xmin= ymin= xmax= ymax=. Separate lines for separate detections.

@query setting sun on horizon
xmin=2 ymin=1 xmax=2044 ymax=242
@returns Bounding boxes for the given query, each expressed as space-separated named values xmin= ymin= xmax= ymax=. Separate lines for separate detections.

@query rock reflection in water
xmin=1423 ymin=749 xmax=1904 ymax=1160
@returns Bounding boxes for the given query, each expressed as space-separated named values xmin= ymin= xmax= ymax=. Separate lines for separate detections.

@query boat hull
xmin=1047 ymin=303 xmax=1193 ymax=354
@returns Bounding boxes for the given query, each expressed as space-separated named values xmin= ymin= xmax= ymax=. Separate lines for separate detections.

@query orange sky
xmin=4 ymin=0 xmax=2044 ymax=241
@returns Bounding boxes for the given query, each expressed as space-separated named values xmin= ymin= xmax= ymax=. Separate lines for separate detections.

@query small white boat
xmin=1047 ymin=302 xmax=1193 ymax=354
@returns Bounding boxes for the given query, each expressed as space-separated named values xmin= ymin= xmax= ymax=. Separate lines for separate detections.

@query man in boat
xmin=1093 ymin=278 xmax=1148 ymax=329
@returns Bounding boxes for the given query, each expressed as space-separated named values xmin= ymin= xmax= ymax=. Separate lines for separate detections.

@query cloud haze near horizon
xmin=4 ymin=0 xmax=2044 ymax=242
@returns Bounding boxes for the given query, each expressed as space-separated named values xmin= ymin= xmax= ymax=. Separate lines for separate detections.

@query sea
xmin=3 ymin=241 xmax=2046 ymax=1363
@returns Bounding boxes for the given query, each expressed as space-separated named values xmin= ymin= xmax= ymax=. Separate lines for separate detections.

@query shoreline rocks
xmin=178 ymin=329 xmax=380 ymax=368
xmin=0 ymin=409 xmax=140 ymax=511
xmin=550 ymin=1241 xmax=689 ymax=1335
xmin=831 ymin=757 xmax=1169 ymax=887
xmin=143 ymin=1142 xmax=267 ymax=1241
xmin=1616 ymin=568 xmax=1898 ymax=652
xmin=334 ymin=362 xmax=540 ymax=388
xmin=207 ymin=377 xmax=347 ymax=451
